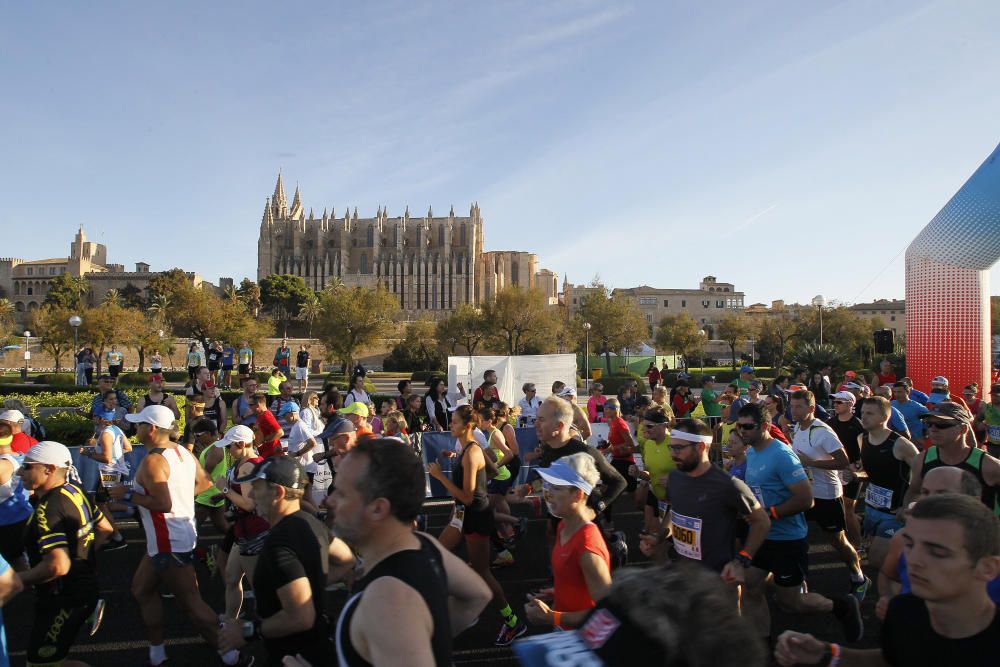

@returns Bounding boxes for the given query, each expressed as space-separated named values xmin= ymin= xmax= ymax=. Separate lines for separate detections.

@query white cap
xmin=931 ymin=375 xmax=949 ymax=387
xmin=0 ymin=409 xmax=25 ymax=423
xmin=557 ymin=386 xmax=577 ymax=398
xmin=831 ymin=391 xmax=856 ymax=405
xmin=25 ymin=441 xmax=73 ymax=467
xmin=214 ymin=425 xmax=256 ymax=448
xmin=125 ymin=405 xmax=176 ymax=429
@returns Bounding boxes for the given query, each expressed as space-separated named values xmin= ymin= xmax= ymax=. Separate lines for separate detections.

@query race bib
xmin=865 ymin=483 xmax=893 ymax=510
xmin=449 ymin=507 xmax=465 ymax=531
xmin=751 ymin=485 xmax=764 ymax=504
xmin=670 ymin=511 xmax=703 ymax=561
xmin=988 ymin=424 xmax=1000 ymax=444
xmin=99 ymin=471 xmax=120 ymax=488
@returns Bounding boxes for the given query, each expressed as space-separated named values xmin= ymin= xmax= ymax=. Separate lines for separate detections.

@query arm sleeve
xmin=35 ymin=498 xmax=70 ymax=554
xmin=586 ymin=448 xmax=626 ymax=508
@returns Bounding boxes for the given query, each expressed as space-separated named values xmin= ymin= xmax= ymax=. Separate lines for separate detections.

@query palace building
xmin=257 ymin=174 xmax=557 ymax=317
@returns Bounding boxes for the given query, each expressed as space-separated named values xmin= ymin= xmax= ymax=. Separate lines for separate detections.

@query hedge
xmin=590 ymin=373 xmax=646 ymax=395
xmin=409 ymin=371 xmax=445 ymax=385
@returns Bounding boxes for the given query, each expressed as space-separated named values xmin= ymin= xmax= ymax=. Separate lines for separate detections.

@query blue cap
xmin=96 ymin=408 xmax=116 ymax=421
xmin=740 ymin=365 xmax=754 ymax=374
xmin=536 ymin=459 xmax=594 ymax=496
xmin=277 ymin=401 xmax=300 ymax=417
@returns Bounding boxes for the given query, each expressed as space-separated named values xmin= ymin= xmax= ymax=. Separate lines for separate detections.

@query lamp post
xmin=583 ymin=322 xmax=591 ymax=394
xmin=698 ymin=329 xmax=707 ymax=375
xmin=811 ymin=295 xmax=826 ymax=345
xmin=22 ymin=330 xmax=31 ymax=381
xmin=69 ymin=315 xmax=82 ymax=385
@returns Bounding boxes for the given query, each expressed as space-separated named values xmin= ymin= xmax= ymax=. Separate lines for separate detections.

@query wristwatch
xmin=241 ymin=618 xmax=261 ymax=640
xmin=221 ymin=487 xmax=231 ymax=495
xmin=733 ymin=552 xmax=753 ymax=568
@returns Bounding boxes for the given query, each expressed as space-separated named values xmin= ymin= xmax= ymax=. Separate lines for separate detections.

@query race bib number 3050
xmin=670 ymin=511 xmax=703 ymax=561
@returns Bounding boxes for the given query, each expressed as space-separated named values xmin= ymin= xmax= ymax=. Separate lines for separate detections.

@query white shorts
xmin=295 ymin=367 xmax=309 ymax=380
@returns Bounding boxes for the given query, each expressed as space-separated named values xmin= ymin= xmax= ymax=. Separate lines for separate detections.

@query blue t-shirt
xmin=889 ymin=407 xmax=910 ymax=438
xmin=909 ymin=388 xmax=930 ymax=405
xmin=745 ymin=440 xmax=809 ymax=541
xmin=0 ymin=555 xmax=8 ymax=667
xmin=729 ymin=460 xmax=747 ymax=481
xmin=222 ymin=347 xmax=236 ymax=366
xmin=892 ymin=399 xmax=928 ymax=440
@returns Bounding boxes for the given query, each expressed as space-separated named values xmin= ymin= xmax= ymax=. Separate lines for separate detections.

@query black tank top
xmin=203 ymin=397 xmax=222 ymax=428
xmin=143 ymin=393 xmax=165 ymax=406
xmin=454 ymin=442 xmax=489 ymax=512
xmin=860 ymin=431 xmax=909 ymax=511
xmin=922 ymin=446 xmax=999 ymax=516
xmin=335 ymin=533 xmax=451 ymax=667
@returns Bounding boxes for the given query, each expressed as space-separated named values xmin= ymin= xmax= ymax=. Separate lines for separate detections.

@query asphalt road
xmin=5 ymin=492 xmax=885 ymax=667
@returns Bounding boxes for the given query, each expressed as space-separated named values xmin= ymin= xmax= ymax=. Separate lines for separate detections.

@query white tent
xmin=448 ymin=354 xmax=578 ymax=405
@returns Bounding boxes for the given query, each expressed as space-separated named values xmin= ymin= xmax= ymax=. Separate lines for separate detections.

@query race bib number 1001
xmin=670 ymin=511 xmax=703 ymax=561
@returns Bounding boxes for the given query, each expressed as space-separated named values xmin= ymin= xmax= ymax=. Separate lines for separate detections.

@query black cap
xmin=316 ymin=416 xmax=355 ymax=441
xmin=234 ymin=456 xmax=308 ymax=489
xmin=919 ymin=400 xmax=972 ymax=424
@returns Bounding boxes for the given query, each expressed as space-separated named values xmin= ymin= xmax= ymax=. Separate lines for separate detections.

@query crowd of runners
xmin=1 ymin=357 xmax=999 ymax=666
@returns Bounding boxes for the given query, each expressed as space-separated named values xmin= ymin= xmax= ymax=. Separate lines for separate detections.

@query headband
xmin=669 ymin=429 xmax=713 ymax=444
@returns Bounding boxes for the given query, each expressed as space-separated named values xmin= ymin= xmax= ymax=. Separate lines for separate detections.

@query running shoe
xmin=851 ymin=576 xmax=872 ymax=602
xmin=101 ymin=536 xmax=128 ymax=552
xmin=833 ymin=594 xmax=864 ymax=643
xmin=495 ymin=620 xmax=527 ymax=646
xmin=491 ymin=550 xmax=514 ymax=568
xmin=87 ymin=598 xmax=106 ymax=636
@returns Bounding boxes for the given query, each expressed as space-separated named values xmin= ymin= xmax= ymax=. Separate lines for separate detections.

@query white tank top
xmin=136 ymin=445 xmax=198 ymax=555
xmin=96 ymin=425 xmax=130 ymax=476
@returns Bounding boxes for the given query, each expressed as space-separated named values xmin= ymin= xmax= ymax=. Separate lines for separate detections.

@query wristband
xmin=735 ymin=550 xmax=753 ymax=568
xmin=769 ymin=506 xmax=779 ymax=520
xmin=819 ymin=642 xmax=840 ymax=667
xmin=552 ymin=611 xmax=562 ymax=628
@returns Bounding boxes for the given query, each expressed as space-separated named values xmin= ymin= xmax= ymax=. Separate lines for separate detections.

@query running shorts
xmin=806 ymin=497 xmax=847 ymax=533
xmin=751 ymin=538 xmax=809 ymax=588
xmin=28 ymin=595 xmax=97 ymax=666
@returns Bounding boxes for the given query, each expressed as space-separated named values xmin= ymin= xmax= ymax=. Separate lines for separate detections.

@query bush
xmin=321 ymin=374 xmax=376 ymax=394
xmin=409 ymin=370 xmax=445 ymax=385
xmin=39 ymin=411 xmax=94 ymax=447
xmin=33 ymin=373 xmax=77 ymax=386
xmin=593 ymin=373 xmax=645 ymax=396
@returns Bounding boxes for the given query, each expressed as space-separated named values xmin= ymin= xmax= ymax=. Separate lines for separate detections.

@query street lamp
xmin=69 ymin=315 xmax=82 ymax=385
xmin=583 ymin=322 xmax=592 ymax=394
xmin=22 ymin=330 xmax=31 ymax=381
xmin=698 ymin=329 xmax=707 ymax=374
xmin=811 ymin=295 xmax=826 ymax=346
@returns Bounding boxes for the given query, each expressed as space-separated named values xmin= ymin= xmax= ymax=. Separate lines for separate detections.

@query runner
xmin=137 ymin=374 xmax=181 ymax=421
xmin=632 ymin=405 xmax=674 ymax=533
xmin=904 ymin=401 xmax=1000 ymax=515
xmin=186 ymin=343 xmax=203 ymax=381
xmin=294 ymin=344 xmax=310 ymax=394
xmin=106 ymin=345 xmax=124 ymax=380
xmin=250 ymin=394 xmax=285 ymax=458
xmin=975 ymin=383 xmax=1000 ymax=457
xmin=108 ymin=405 xmax=249 ymax=667
xmin=0 ymin=430 xmax=32 ymax=569
xmin=556 ymin=385 xmax=592 ymax=440
xmin=338 ymin=402 xmax=376 ymax=442
xmin=737 ymin=403 xmax=864 ymax=643
xmin=231 ymin=377 xmax=261 ymax=428
xmin=599 ymin=398 xmax=636 ymax=496
xmin=221 ymin=342 xmax=236 ymax=390
xmin=18 ymin=441 xmax=113 ymax=667
xmin=79 ymin=406 xmax=131 ymax=551
xmin=207 ymin=342 xmax=225 ymax=386
xmin=524 ymin=453 xmax=612 ymax=629
xmin=827 ymin=391 xmax=866 ymax=552
xmin=586 ymin=382 xmax=606 ymax=423
xmin=859 ymin=396 xmax=920 ymax=570
xmin=639 ymin=419 xmax=770 ymax=594
xmin=272 ymin=339 xmax=291 ymax=377
xmin=789 ymin=389 xmax=870 ymax=600
xmin=891 ymin=381 xmax=929 ymax=444
xmin=427 ymin=404 xmax=527 ymax=646
xmin=219 ymin=457 xmax=329 ymax=666
xmin=328 ymin=439 xmax=490 ymax=667
xmin=0 ymin=409 xmax=38 ymax=455
xmin=775 ymin=494 xmax=1000 ymax=667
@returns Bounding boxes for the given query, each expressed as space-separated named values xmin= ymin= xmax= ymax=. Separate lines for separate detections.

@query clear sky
xmin=2 ymin=0 xmax=998 ymax=307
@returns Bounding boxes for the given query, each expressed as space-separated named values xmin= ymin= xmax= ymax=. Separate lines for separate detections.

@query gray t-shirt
xmin=665 ymin=466 xmax=758 ymax=571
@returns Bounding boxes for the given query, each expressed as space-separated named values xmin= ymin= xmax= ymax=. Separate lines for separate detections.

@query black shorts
xmin=611 ymin=458 xmax=638 ymax=493
xmin=207 ymin=363 xmax=221 ymax=372
xmin=751 ymin=538 xmax=809 ymax=588
xmin=222 ymin=364 xmax=234 ymax=372
xmin=457 ymin=505 xmax=494 ymax=538
xmin=842 ymin=478 xmax=862 ymax=501
xmin=806 ymin=497 xmax=847 ymax=532
xmin=0 ymin=519 xmax=27 ymax=563
xmin=108 ymin=364 xmax=122 ymax=378
xmin=150 ymin=551 xmax=197 ymax=571
xmin=644 ymin=486 xmax=669 ymax=517
xmin=28 ymin=595 xmax=96 ymax=665
xmin=187 ymin=366 xmax=198 ymax=380
xmin=238 ymin=364 xmax=250 ymax=375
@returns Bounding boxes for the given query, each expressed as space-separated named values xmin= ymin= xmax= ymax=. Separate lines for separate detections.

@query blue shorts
xmin=863 ymin=506 xmax=903 ymax=539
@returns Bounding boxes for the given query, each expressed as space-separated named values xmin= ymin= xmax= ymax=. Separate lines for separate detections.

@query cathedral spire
xmin=449 ymin=205 xmax=455 ymax=217
xmin=273 ymin=173 xmax=287 ymax=205
xmin=404 ymin=205 xmax=410 ymax=219
xmin=427 ymin=205 xmax=433 ymax=218
xmin=289 ymin=184 xmax=304 ymax=220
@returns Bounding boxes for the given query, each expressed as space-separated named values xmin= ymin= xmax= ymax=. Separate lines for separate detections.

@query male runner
xmin=250 ymin=394 xmax=284 ymax=458
xmin=775 ymin=493 xmax=1000 ymax=667
xmin=828 ymin=391 xmax=866 ymax=551
xmin=737 ymin=403 xmax=864 ymax=643
xmin=858 ymin=396 xmax=920 ymax=569
xmin=639 ymin=419 xmax=770 ymax=588
xmin=904 ymin=401 xmax=1000 ymax=516
xmin=18 ymin=441 xmax=113 ymax=667
xmin=891 ymin=381 xmax=929 ymax=444
xmin=109 ymin=405 xmax=250 ymax=667
xmin=327 ymin=439 xmax=491 ymax=667
xmin=975 ymin=383 xmax=1000 ymax=457
xmin=789 ymin=390 xmax=869 ymax=599
xmin=231 ymin=377 xmax=260 ymax=428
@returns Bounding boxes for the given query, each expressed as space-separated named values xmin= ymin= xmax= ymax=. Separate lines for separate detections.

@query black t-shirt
xmin=882 ymin=593 xmax=1000 ymax=666
xmin=253 ymin=510 xmax=331 ymax=665
xmin=296 ymin=350 xmax=309 ymax=368
xmin=207 ymin=349 xmax=223 ymax=367
xmin=829 ymin=415 xmax=864 ymax=462
xmin=24 ymin=483 xmax=103 ymax=603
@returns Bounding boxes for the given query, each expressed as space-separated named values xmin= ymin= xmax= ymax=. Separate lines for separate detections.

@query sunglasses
xmin=925 ymin=421 xmax=959 ymax=429
xmin=831 ymin=400 xmax=847 ymax=405
xmin=668 ymin=443 xmax=698 ymax=453
xmin=736 ymin=423 xmax=760 ymax=430
xmin=19 ymin=461 xmax=49 ymax=470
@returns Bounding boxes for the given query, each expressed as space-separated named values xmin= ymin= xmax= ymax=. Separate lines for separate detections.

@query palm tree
xmin=102 ymin=289 xmax=122 ymax=306
xmin=297 ymin=294 xmax=322 ymax=338
xmin=223 ymin=284 xmax=240 ymax=304
xmin=147 ymin=293 xmax=171 ymax=324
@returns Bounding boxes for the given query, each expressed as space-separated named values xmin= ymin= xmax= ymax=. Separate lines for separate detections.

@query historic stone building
xmin=0 ymin=227 xmax=221 ymax=323
xmin=257 ymin=174 xmax=553 ymax=317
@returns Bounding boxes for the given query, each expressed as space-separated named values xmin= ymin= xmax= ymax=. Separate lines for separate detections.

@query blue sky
xmin=2 ymin=0 xmax=998 ymax=306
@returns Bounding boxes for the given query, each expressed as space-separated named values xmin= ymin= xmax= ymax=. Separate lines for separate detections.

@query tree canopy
xmin=572 ymin=284 xmax=648 ymax=373
xmin=43 ymin=274 xmax=89 ymax=310
xmin=654 ymin=313 xmax=705 ymax=370
xmin=260 ymin=274 xmax=313 ymax=333
xmin=315 ymin=285 xmax=398 ymax=370
xmin=482 ymin=286 xmax=563 ymax=355
xmin=716 ymin=313 xmax=757 ymax=370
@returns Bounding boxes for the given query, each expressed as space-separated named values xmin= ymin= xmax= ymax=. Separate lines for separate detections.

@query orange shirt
xmin=552 ymin=521 xmax=610 ymax=618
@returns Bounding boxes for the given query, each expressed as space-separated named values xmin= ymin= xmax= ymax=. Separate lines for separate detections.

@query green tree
xmin=102 ymin=289 xmax=122 ymax=307
xmin=572 ymin=283 xmax=649 ymax=374
xmin=260 ymin=274 xmax=313 ymax=333
xmin=756 ymin=311 xmax=803 ymax=370
xmin=147 ymin=268 xmax=190 ymax=306
xmin=80 ymin=302 xmax=134 ymax=375
xmin=797 ymin=306 xmax=882 ymax=368
xmin=654 ymin=313 xmax=706 ymax=371
xmin=787 ymin=342 xmax=850 ymax=375
xmin=119 ymin=283 xmax=145 ymax=309
xmin=43 ymin=274 xmax=89 ymax=310
xmin=716 ymin=313 xmax=757 ymax=370
xmin=124 ymin=311 xmax=167 ymax=373
xmin=384 ymin=318 xmax=445 ymax=371
xmin=315 ymin=285 xmax=398 ymax=370
xmin=169 ymin=284 xmax=272 ymax=356
xmin=482 ymin=287 xmax=562 ymax=355
xmin=0 ymin=298 xmax=14 ymax=342
xmin=28 ymin=305 xmax=76 ymax=372
xmin=237 ymin=278 xmax=262 ymax=318
xmin=296 ymin=294 xmax=322 ymax=338
xmin=991 ymin=296 xmax=999 ymax=335
xmin=436 ymin=303 xmax=488 ymax=355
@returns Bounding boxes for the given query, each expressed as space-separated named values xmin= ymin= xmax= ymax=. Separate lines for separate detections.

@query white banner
xmin=447 ymin=354 xmax=578 ymax=406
